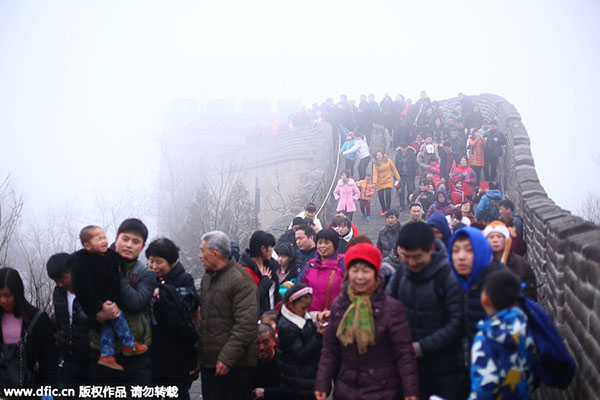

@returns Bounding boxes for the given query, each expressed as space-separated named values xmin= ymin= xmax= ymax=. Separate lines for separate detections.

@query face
xmin=461 ymin=203 xmax=471 ymax=214
xmin=431 ymin=226 xmax=443 ymax=241
xmin=366 ymin=176 xmax=372 ymax=183
xmin=278 ymin=255 xmax=290 ymax=267
xmin=0 ymin=286 xmax=16 ymax=313
xmin=437 ymin=193 xmax=446 ymax=203
xmin=460 ymin=157 xmax=468 ymax=166
xmin=305 ymin=210 xmax=316 ymax=219
xmin=398 ymin=246 xmax=434 ymax=273
xmin=451 ymin=239 xmax=475 ymax=277
xmin=348 ymin=262 xmax=377 ymax=295
xmin=336 ymin=223 xmax=350 ymax=236
xmin=346 ymin=134 xmax=353 ymax=141
xmin=487 ymin=232 xmax=506 ymax=253
xmin=317 ymin=239 xmax=335 ymax=259
xmin=425 ymin=137 xmax=433 ymax=144
xmin=400 ymin=146 xmax=407 ymax=155
xmin=84 ymin=228 xmax=109 ymax=254
xmin=115 ymin=231 xmax=145 ymax=260
xmin=261 ymin=245 xmax=274 ymax=261
xmin=295 ymin=230 xmax=313 ymax=251
xmin=341 ymin=172 xmax=348 ymax=182
xmin=386 ymin=215 xmax=399 ymax=227
xmin=376 ymin=152 xmax=383 ymax=161
xmin=416 ymin=134 xmax=422 ymax=141
xmin=499 ymin=205 xmax=511 ymax=218
xmin=54 ymin=272 xmax=73 ymax=292
xmin=257 ymin=332 xmax=276 ymax=362
xmin=288 ymin=296 xmax=312 ymax=316
xmin=148 ymin=256 xmax=172 ymax=278
xmin=409 ymin=206 xmax=423 ymax=220
xmin=198 ymin=240 xmax=219 ymax=271
xmin=368 ymin=94 xmax=375 ymax=102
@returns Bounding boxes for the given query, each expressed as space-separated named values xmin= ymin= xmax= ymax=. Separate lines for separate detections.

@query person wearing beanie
xmin=47 ymin=252 xmax=93 ymax=390
xmin=386 ymin=223 xmax=464 ymax=400
xmin=315 ymin=242 xmax=419 ymax=400
xmin=483 ymin=221 xmax=537 ymax=301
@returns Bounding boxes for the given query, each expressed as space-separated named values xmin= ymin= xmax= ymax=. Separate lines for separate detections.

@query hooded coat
xmin=426 ymin=188 xmax=454 ymax=220
xmin=385 ymin=240 xmax=464 ymax=377
xmin=427 ymin=212 xmax=452 ymax=249
xmin=469 ymin=307 xmax=536 ymax=399
xmin=448 ymin=227 xmax=508 ymax=343
xmin=334 ymin=178 xmax=360 ymax=212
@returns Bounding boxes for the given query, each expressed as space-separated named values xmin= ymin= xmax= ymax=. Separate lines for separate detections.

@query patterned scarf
xmin=336 ymin=280 xmax=380 ymax=355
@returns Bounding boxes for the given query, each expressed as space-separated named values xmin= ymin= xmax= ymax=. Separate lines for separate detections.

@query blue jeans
xmin=100 ymin=309 xmax=134 ymax=356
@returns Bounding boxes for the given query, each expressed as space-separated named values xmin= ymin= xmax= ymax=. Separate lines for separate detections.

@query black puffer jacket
xmin=53 ymin=286 xmax=93 ymax=363
xmin=151 ymin=262 xmax=199 ymax=385
xmin=277 ymin=314 xmax=322 ymax=400
xmin=385 ymin=240 xmax=464 ymax=376
xmin=395 ymin=148 xmax=418 ymax=181
xmin=239 ymin=251 xmax=282 ymax=314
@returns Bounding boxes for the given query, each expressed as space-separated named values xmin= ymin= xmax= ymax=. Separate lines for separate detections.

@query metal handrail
xmin=316 ymin=125 xmax=341 ymax=218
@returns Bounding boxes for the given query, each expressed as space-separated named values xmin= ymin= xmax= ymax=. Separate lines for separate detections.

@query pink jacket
xmin=333 ymin=179 xmax=360 ymax=212
xmin=300 ymin=254 xmax=346 ymax=312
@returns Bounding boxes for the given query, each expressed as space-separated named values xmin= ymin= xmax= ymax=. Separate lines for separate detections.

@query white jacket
xmin=342 ymin=139 xmax=370 ymax=159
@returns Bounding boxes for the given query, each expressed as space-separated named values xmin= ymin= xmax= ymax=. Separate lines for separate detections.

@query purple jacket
xmin=334 ymin=179 xmax=360 ymax=213
xmin=315 ymin=282 xmax=419 ymax=399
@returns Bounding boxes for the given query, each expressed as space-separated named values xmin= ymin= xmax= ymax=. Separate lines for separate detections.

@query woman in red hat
xmin=314 ymin=243 xmax=419 ymax=400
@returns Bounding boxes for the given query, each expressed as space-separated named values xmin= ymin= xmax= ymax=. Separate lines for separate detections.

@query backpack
xmin=519 ymin=296 xmax=575 ymax=389
xmin=154 ymin=284 xmax=199 ymax=343
xmin=481 ymin=195 xmax=501 ymax=222
xmin=0 ymin=310 xmax=43 ymax=387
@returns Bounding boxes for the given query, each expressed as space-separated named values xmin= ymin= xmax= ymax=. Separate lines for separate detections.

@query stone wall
xmin=236 ymin=122 xmax=338 ymax=237
xmin=463 ymin=93 xmax=600 ymax=399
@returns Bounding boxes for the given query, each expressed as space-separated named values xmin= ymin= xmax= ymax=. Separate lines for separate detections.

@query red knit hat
xmin=344 ymin=243 xmax=382 ymax=275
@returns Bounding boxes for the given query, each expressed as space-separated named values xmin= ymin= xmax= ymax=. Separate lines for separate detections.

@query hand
xmin=315 ymin=391 xmax=327 ymax=400
xmin=412 ymin=342 xmax=421 ymax=358
xmin=215 ymin=360 xmax=230 ymax=376
xmin=253 ymin=388 xmax=265 ymax=399
xmin=317 ymin=323 xmax=328 ymax=335
xmin=96 ymin=301 xmax=120 ymax=322
xmin=316 ymin=310 xmax=331 ymax=324
xmin=152 ymin=288 xmax=160 ymax=300
xmin=258 ymin=265 xmax=272 ymax=280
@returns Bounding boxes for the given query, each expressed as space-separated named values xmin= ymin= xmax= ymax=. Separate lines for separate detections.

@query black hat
xmin=292 ymin=217 xmax=305 ymax=226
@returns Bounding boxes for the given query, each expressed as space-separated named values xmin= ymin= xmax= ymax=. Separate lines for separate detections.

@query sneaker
xmin=380 ymin=211 xmax=387 ymax=216
xmin=122 ymin=342 xmax=148 ymax=356
xmin=366 ymin=216 xmax=371 ymax=221
xmin=97 ymin=356 xmax=124 ymax=371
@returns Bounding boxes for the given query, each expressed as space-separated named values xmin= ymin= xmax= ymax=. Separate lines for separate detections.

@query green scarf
xmin=336 ymin=281 xmax=380 ymax=355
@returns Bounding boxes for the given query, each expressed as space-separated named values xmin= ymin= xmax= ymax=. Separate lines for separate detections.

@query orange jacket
xmin=356 ymin=180 xmax=376 ymax=200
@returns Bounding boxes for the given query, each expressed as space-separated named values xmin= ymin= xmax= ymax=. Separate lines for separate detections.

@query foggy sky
xmin=1 ymin=0 xmax=599 ymax=225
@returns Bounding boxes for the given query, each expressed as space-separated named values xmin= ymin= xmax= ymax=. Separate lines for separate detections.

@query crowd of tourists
xmin=0 ymin=93 xmax=572 ymax=400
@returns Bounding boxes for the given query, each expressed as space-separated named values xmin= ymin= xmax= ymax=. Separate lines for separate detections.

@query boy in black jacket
xmin=71 ymin=226 xmax=147 ymax=371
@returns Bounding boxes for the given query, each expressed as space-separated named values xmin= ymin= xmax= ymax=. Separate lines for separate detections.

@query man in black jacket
xmin=394 ymin=143 xmax=418 ymax=211
xmin=251 ymin=324 xmax=280 ymax=399
xmin=483 ymin=120 xmax=507 ymax=181
xmin=386 ymin=223 xmax=464 ymax=400
xmin=47 ymin=253 xmax=93 ymax=391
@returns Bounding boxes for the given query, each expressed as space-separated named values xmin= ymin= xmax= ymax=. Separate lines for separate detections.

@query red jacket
xmin=450 ymin=165 xmax=476 ymax=196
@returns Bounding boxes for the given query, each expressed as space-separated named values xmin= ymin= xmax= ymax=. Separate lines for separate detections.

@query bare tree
xmin=0 ymin=174 xmax=24 ymax=266
xmin=576 ymin=154 xmax=600 ymax=225
xmin=94 ymin=185 xmax=154 ymax=239
xmin=265 ymin=174 xmax=295 ymax=215
xmin=14 ymin=204 xmax=80 ymax=313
